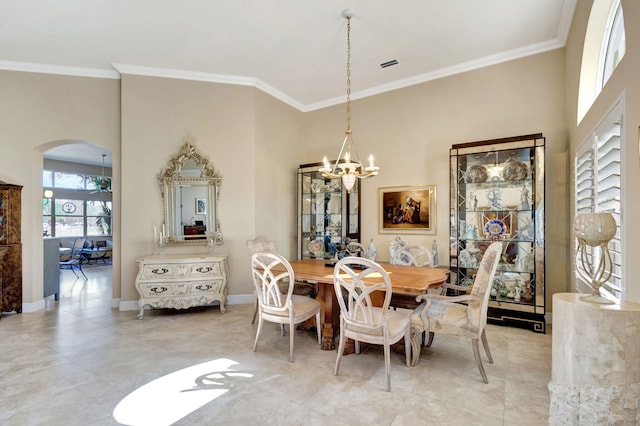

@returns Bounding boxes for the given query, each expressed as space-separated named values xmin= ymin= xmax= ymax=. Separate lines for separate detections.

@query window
xmin=598 ymin=0 xmax=625 ymax=88
xmin=577 ymin=0 xmax=626 ymax=123
xmin=42 ymin=169 xmax=112 ymax=238
xmin=575 ymin=100 xmax=623 ymax=301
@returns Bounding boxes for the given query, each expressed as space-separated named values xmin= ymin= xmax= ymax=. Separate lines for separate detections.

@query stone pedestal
xmin=549 ymin=293 xmax=640 ymax=425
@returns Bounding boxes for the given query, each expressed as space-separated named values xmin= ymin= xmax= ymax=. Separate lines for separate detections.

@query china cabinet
xmin=135 ymin=254 xmax=228 ymax=319
xmin=0 ymin=181 xmax=22 ymax=317
xmin=297 ymin=162 xmax=360 ymax=260
xmin=450 ymin=134 xmax=545 ymax=332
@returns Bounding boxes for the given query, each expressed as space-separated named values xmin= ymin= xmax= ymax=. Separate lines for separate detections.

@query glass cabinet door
xmin=450 ymin=134 xmax=545 ymax=332
xmin=297 ymin=164 xmax=360 ymax=259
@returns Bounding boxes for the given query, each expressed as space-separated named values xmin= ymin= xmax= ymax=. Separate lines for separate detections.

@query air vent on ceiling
xmin=380 ymin=59 xmax=398 ymax=69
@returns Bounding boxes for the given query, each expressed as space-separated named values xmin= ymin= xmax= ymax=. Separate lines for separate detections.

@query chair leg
xmin=481 ymin=329 xmax=493 ymax=364
xmin=251 ymin=298 xmax=258 ymax=324
xmin=383 ymin=341 xmax=391 ymax=392
xmin=426 ymin=331 xmax=435 ymax=347
xmin=404 ymin=330 xmax=411 ymax=367
xmin=315 ymin=311 xmax=321 ymax=345
xmin=410 ymin=326 xmax=422 ymax=367
xmin=334 ymin=329 xmax=345 ymax=376
xmin=77 ymin=263 xmax=88 ymax=280
xmin=253 ymin=315 xmax=264 ymax=352
xmin=289 ymin=320 xmax=295 ymax=362
xmin=472 ymin=338 xmax=489 ymax=384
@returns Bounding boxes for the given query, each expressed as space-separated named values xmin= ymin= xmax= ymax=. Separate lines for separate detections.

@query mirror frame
xmin=158 ymin=142 xmax=223 ymax=245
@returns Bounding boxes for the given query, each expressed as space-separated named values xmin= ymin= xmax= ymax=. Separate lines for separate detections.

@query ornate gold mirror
xmin=158 ymin=142 xmax=223 ymax=245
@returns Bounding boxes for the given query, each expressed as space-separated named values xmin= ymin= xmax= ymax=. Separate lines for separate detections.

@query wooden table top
xmin=286 ymin=258 xmax=447 ymax=295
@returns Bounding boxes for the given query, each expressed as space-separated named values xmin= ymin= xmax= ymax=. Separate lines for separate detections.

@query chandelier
xmin=319 ymin=9 xmax=379 ymax=192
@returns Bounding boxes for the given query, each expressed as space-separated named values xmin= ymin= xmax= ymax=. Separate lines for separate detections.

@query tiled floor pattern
xmin=0 ymin=265 xmax=552 ymax=425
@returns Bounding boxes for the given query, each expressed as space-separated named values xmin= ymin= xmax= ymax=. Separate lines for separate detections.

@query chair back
xmin=69 ymin=237 xmax=87 ymax=258
xmin=246 ymin=236 xmax=278 ymax=255
xmin=467 ymin=242 xmax=503 ymax=330
xmin=250 ymin=252 xmax=294 ymax=317
xmin=391 ymin=245 xmax=432 ymax=267
xmin=346 ymin=242 xmax=367 ymax=258
xmin=333 ymin=257 xmax=392 ymax=336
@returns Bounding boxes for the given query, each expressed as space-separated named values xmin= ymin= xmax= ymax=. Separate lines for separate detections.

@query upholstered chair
xmin=410 ymin=241 xmax=502 ymax=383
xmin=250 ymin=252 xmax=321 ymax=362
xmin=333 ymin=257 xmax=412 ymax=391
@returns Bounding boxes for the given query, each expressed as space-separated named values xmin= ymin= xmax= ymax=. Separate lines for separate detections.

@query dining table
xmin=281 ymin=258 xmax=448 ymax=350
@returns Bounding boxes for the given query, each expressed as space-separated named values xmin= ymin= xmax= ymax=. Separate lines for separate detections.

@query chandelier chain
xmin=346 ymin=16 xmax=351 ymax=133
xmin=318 ymin=10 xmax=378 ymax=192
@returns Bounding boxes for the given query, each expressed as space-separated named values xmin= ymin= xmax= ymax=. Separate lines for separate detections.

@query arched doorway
xmin=41 ymin=140 xmax=114 ymax=310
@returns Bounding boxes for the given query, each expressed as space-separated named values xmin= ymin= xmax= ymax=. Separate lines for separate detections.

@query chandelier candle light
xmin=319 ymin=9 xmax=379 ymax=192
xmin=574 ymin=212 xmax=617 ymax=304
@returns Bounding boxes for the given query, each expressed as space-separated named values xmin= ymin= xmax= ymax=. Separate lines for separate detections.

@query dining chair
xmin=250 ymin=252 xmax=321 ymax=362
xmin=246 ymin=236 xmax=279 ymax=324
xmin=59 ymin=237 xmax=88 ymax=280
xmin=246 ymin=236 xmax=316 ymax=324
xmin=410 ymin=241 xmax=503 ymax=383
xmin=333 ymin=257 xmax=411 ymax=391
xmin=390 ymin=244 xmax=432 ymax=267
xmin=346 ymin=241 xmax=367 ymax=258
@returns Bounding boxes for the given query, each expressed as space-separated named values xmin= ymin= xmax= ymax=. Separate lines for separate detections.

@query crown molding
xmin=307 ymin=38 xmax=566 ymax=111
xmin=0 ymin=60 xmax=120 ymax=79
xmin=111 ymin=64 xmax=305 ymax=111
xmin=1 ymin=24 xmax=573 ymax=113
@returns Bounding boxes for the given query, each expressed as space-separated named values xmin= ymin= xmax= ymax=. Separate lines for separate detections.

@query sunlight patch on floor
xmin=112 ymin=358 xmax=252 ymax=426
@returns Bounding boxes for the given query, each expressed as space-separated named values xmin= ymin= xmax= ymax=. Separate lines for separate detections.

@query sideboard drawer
xmin=190 ymin=262 xmax=222 ymax=277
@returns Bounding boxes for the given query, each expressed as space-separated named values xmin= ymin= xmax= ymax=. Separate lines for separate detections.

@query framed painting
xmin=195 ymin=198 xmax=207 ymax=215
xmin=379 ymin=185 xmax=436 ymax=234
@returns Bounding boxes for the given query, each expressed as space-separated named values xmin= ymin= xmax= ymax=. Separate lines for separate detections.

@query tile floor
xmin=0 ymin=265 xmax=552 ymax=425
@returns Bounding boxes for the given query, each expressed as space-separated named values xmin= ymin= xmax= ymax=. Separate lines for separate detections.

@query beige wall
xmin=565 ymin=0 xmax=640 ymax=302
xmin=119 ymin=75 xmax=302 ymax=303
xmin=302 ymin=49 xmax=568 ymax=310
xmin=0 ymin=70 xmax=120 ymax=309
xmin=11 ymin=11 xmax=640 ymax=312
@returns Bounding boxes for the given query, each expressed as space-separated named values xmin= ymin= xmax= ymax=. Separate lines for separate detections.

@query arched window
xmin=577 ymin=0 xmax=626 ymax=123
xmin=598 ymin=0 xmax=626 ymax=88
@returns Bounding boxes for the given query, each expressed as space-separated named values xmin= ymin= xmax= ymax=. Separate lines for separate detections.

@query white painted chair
xmin=410 ymin=242 xmax=503 ymax=383
xmin=346 ymin=241 xmax=367 ymax=258
xmin=390 ymin=244 xmax=432 ymax=267
xmin=333 ymin=257 xmax=411 ymax=391
xmin=246 ymin=236 xmax=279 ymax=324
xmin=250 ymin=252 xmax=321 ymax=362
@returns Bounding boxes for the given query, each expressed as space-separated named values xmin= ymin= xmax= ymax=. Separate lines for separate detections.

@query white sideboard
xmin=135 ymin=254 xmax=228 ymax=319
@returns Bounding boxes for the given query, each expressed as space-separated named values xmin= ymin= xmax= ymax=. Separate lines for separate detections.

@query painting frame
xmin=195 ymin=198 xmax=207 ymax=215
xmin=379 ymin=185 xmax=436 ymax=234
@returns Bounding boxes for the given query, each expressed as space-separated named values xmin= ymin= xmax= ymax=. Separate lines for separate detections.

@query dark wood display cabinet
xmin=450 ymin=134 xmax=546 ymax=332
xmin=0 ymin=181 xmax=23 ymax=317
xmin=297 ymin=162 xmax=360 ymax=260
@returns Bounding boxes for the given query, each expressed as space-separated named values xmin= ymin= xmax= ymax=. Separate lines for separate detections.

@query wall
xmin=302 ymin=49 xmax=568 ymax=311
xmin=0 ymin=46 xmax=571 ymax=314
xmin=119 ymin=75 xmax=302 ymax=304
xmin=564 ymin=0 xmax=640 ymax=302
xmin=0 ymin=70 xmax=120 ymax=309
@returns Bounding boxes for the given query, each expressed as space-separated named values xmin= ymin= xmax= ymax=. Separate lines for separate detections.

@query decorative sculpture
xmin=574 ymin=212 xmax=616 ymax=304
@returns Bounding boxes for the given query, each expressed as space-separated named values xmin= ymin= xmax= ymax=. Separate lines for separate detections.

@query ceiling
xmin=3 ymin=0 xmax=576 ymax=165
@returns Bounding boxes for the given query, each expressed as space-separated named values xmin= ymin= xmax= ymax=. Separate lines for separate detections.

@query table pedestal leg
xmin=321 ymin=324 xmax=335 ymax=350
